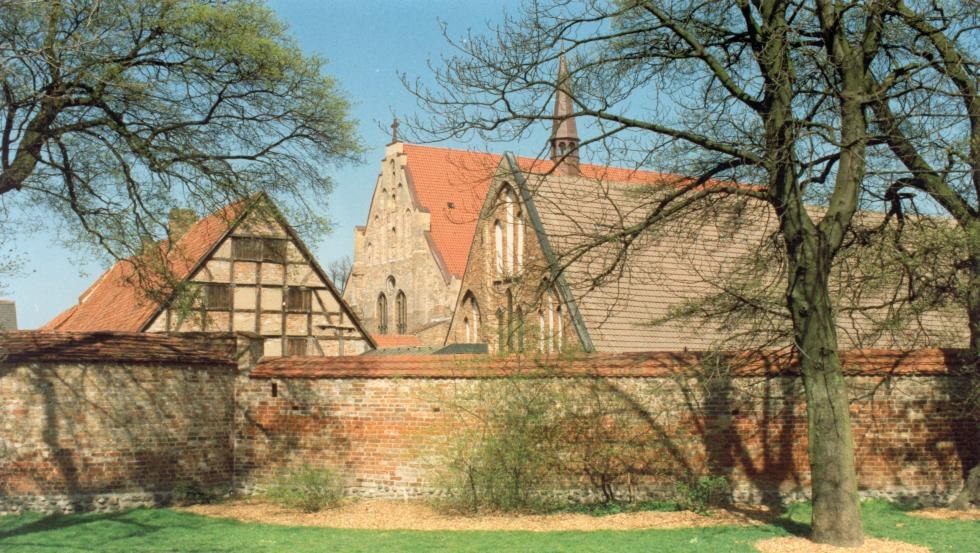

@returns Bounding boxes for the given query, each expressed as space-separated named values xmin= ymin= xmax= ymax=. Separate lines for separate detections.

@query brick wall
xmin=237 ymin=350 xmax=978 ymax=505
xmin=0 ymin=332 xmax=238 ymax=514
xmin=2 ymin=332 xmax=974 ymax=512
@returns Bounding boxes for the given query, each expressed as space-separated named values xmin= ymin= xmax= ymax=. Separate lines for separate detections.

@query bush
xmin=265 ymin=465 xmax=343 ymax=512
xmin=171 ymin=481 xmax=221 ymax=506
xmin=437 ymin=381 xmax=559 ymax=514
xmin=675 ymin=475 xmax=731 ymax=514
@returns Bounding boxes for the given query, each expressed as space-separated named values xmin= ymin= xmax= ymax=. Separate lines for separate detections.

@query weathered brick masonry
xmin=2 ymin=332 xmax=976 ymax=512
xmin=0 ymin=332 xmax=243 ymax=513
xmin=239 ymin=350 xmax=978 ymax=504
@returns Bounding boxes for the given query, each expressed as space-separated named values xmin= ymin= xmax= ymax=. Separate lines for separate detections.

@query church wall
xmin=145 ymin=209 xmax=369 ymax=357
xmin=446 ymin=177 xmax=577 ymax=353
xmin=344 ymin=144 xmax=461 ymax=346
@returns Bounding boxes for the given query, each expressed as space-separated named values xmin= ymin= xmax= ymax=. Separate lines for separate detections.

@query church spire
xmin=550 ymin=53 xmax=580 ymax=175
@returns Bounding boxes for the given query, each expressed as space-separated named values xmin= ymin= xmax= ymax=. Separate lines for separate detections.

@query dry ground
xmin=906 ymin=507 xmax=980 ymax=521
xmin=180 ymin=498 xmax=765 ymax=532
xmin=754 ymin=537 xmax=930 ymax=553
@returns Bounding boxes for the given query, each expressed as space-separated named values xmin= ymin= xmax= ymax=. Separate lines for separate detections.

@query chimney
xmin=550 ymin=54 xmax=580 ymax=176
xmin=168 ymin=208 xmax=198 ymax=241
xmin=0 ymin=300 xmax=17 ymax=330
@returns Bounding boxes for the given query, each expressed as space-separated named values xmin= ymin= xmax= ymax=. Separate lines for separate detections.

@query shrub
xmin=171 ymin=481 xmax=221 ymax=506
xmin=675 ymin=475 xmax=731 ymax=514
xmin=437 ymin=380 xmax=559 ymax=513
xmin=265 ymin=464 xmax=343 ymax=512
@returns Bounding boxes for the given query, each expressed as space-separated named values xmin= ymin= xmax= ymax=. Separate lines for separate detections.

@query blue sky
xmin=5 ymin=0 xmax=537 ymax=329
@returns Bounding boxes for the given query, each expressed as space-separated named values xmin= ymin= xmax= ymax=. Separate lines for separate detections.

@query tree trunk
xmin=784 ymin=232 xmax=864 ymax=546
xmin=951 ymin=231 xmax=980 ymax=510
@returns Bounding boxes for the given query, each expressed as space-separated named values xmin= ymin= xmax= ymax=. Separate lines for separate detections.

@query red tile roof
xmin=371 ymin=334 xmax=423 ymax=348
xmin=42 ymin=200 xmax=250 ymax=331
xmin=0 ymin=331 xmax=236 ymax=365
xmin=250 ymin=348 xmax=968 ymax=379
xmin=401 ymin=144 xmax=682 ymax=277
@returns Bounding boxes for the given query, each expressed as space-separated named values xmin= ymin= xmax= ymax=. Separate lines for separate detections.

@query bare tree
xmin=402 ymin=0 xmax=926 ymax=545
xmin=0 ymin=0 xmax=361 ymax=268
xmin=327 ymin=254 xmax=352 ymax=292
xmin=857 ymin=0 xmax=979 ymax=508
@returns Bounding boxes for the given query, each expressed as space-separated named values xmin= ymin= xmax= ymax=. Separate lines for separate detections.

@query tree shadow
xmin=0 ymin=510 xmax=163 ymax=540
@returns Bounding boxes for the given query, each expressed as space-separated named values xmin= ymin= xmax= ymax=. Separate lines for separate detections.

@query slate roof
xmin=0 ymin=331 xmax=236 ymax=365
xmin=42 ymin=200 xmax=249 ymax=332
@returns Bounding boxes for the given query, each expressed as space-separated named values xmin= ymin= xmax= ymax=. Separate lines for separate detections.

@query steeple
xmin=550 ymin=54 xmax=580 ymax=175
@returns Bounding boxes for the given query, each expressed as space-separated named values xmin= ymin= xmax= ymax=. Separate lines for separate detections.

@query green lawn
xmin=0 ymin=501 xmax=974 ymax=553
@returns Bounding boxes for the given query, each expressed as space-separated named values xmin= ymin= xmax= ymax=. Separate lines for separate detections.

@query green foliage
xmin=0 ymin=0 xmax=361 ymax=274
xmin=170 ymin=481 xmax=222 ymax=506
xmin=674 ymin=475 xmax=732 ymax=515
xmin=264 ymin=465 xmax=343 ymax=513
xmin=554 ymin=500 xmax=679 ymax=517
xmin=437 ymin=379 xmax=560 ymax=513
xmin=436 ymin=365 xmax=693 ymax=513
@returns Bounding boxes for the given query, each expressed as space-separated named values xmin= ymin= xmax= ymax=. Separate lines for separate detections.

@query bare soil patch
xmin=907 ymin=507 xmax=980 ymax=521
xmin=755 ymin=537 xmax=929 ymax=553
xmin=179 ymin=499 xmax=765 ymax=532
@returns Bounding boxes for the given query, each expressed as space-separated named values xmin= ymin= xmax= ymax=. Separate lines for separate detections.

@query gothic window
xmin=516 ymin=210 xmax=524 ymax=271
xmin=515 ymin=307 xmax=525 ymax=352
xmin=556 ymin=302 xmax=564 ymax=350
xmin=494 ymin=220 xmax=503 ymax=274
xmin=504 ymin=189 xmax=514 ymax=274
xmin=496 ymin=308 xmax=505 ymax=352
xmin=395 ymin=290 xmax=407 ymax=334
xmin=462 ymin=291 xmax=481 ymax=343
xmin=377 ymin=293 xmax=388 ymax=334
xmin=386 ymin=275 xmax=396 ymax=290
xmin=505 ymin=289 xmax=514 ymax=352
xmin=538 ymin=309 xmax=546 ymax=353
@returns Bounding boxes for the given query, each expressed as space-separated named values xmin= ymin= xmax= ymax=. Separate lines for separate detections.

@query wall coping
xmin=251 ymin=348 xmax=971 ymax=379
xmin=0 ymin=331 xmax=239 ymax=366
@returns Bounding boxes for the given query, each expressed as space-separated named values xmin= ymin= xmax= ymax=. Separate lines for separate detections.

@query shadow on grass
xmin=0 ymin=510 xmax=165 ymax=541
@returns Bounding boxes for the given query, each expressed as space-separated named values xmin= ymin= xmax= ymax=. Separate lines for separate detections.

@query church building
xmin=351 ymin=56 xmax=965 ymax=353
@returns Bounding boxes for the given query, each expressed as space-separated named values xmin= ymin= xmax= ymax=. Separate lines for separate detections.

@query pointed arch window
xmin=395 ymin=290 xmax=407 ymax=334
xmin=516 ymin=210 xmax=524 ymax=271
xmin=462 ymin=292 xmax=481 ymax=343
xmin=538 ymin=309 xmax=546 ymax=353
xmin=505 ymin=289 xmax=514 ymax=352
xmin=515 ymin=307 xmax=525 ymax=352
xmin=494 ymin=220 xmax=503 ymax=274
xmin=377 ymin=293 xmax=388 ymax=334
xmin=504 ymin=190 xmax=514 ymax=274
xmin=496 ymin=308 xmax=505 ymax=351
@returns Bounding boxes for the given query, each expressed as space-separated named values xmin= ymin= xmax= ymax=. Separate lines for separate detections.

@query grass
xmin=0 ymin=501 xmax=974 ymax=553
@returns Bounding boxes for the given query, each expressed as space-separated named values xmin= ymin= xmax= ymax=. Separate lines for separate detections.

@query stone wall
xmin=238 ymin=350 xmax=978 ymax=505
xmin=0 ymin=332 xmax=239 ymax=514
